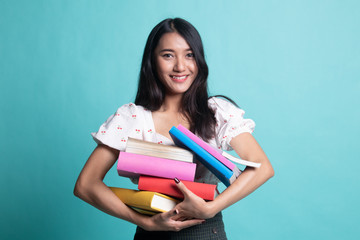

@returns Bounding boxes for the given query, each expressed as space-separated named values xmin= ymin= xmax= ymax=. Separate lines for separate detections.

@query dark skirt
xmin=134 ymin=212 xmax=227 ymax=240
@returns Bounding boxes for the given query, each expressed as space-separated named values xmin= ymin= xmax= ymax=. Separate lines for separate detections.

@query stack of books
xmin=111 ymin=125 xmax=261 ymax=215
xmin=111 ymin=137 xmax=219 ymax=215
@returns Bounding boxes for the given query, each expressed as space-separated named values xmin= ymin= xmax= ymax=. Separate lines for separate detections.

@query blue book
xmin=169 ymin=126 xmax=236 ymax=187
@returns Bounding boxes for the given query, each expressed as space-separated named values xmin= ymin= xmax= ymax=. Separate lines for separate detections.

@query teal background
xmin=1 ymin=0 xmax=359 ymax=239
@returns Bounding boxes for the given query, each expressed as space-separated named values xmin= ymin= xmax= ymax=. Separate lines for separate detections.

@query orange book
xmin=138 ymin=176 xmax=219 ymax=201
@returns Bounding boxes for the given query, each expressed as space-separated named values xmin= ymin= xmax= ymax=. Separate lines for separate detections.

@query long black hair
xmin=135 ymin=18 xmax=216 ymax=141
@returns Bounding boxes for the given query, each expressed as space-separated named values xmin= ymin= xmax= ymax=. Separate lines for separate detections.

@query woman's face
xmin=154 ymin=32 xmax=198 ymax=95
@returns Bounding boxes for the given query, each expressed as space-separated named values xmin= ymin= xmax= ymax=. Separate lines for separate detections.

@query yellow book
xmin=130 ymin=207 xmax=158 ymax=216
xmin=109 ymin=187 xmax=180 ymax=213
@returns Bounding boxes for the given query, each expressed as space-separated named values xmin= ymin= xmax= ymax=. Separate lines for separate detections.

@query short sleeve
xmin=91 ymin=103 xmax=140 ymax=151
xmin=209 ymin=97 xmax=255 ymax=151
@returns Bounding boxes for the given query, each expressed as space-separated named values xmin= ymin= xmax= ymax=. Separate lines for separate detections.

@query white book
xmin=221 ymin=151 xmax=261 ymax=168
xmin=125 ymin=137 xmax=194 ymax=163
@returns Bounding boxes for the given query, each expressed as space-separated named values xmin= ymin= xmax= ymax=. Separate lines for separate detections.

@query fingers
xmin=155 ymin=209 xmax=205 ymax=232
xmin=174 ymin=177 xmax=192 ymax=198
xmin=150 ymin=209 xmax=204 ymax=232
xmin=164 ymin=208 xmax=179 ymax=219
xmin=171 ymin=211 xmax=199 ymax=222
xmin=175 ymin=218 xmax=205 ymax=230
xmin=176 ymin=216 xmax=191 ymax=221
xmin=170 ymin=212 xmax=182 ymax=221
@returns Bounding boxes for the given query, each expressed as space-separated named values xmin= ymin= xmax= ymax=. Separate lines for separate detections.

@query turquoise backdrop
xmin=1 ymin=0 xmax=359 ymax=239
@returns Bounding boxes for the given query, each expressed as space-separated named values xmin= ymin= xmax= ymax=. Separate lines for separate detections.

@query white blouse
xmin=91 ymin=97 xmax=255 ymax=185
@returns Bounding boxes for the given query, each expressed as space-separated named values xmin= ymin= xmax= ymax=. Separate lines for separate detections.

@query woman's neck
xmin=152 ymin=93 xmax=190 ymax=140
xmin=160 ymin=94 xmax=183 ymax=113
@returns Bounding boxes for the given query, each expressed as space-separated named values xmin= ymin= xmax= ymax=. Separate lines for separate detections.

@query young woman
xmin=74 ymin=18 xmax=274 ymax=239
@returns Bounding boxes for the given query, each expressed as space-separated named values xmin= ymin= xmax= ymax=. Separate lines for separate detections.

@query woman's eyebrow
xmin=159 ymin=48 xmax=192 ymax=53
xmin=159 ymin=49 xmax=174 ymax=53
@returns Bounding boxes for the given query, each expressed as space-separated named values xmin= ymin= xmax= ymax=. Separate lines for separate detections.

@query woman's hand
xmin=142 ymin=208 xmax=204 ymax=232
xmin=171 ymin=178 xmax=217 ymax=221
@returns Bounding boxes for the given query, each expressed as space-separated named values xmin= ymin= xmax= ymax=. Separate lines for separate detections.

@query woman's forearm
xmin=172 ymin=158 xmax=274 ymax=220
xmin=208 ymin=161 xmax=274 ymax=217
xmin=74 ymin=178 xmax=150 ymax=228
xmin=73 ymin=144 xmax=151 ymax=229
xmin=207 ymin=133 xmax=274 ymax=217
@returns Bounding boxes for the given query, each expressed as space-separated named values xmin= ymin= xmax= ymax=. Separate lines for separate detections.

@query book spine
xmin=109 ymin=187 xmax=154 ymax=211
xmin=110 ymin=187 xmax=177 ymax=213
xmin=169 ymin=127 xmax=235 ymax=187
xmin=138 ymin=176 xmax=217 ymax=201
xmin=177 ymin=124 xmax=241 ymax=177
xmin=117 ymin=152 xmax=196 ymax=182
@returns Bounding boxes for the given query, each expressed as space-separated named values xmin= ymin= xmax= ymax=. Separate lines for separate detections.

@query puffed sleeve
xmin=209 ymin=97 xmax=255 ymax=151
xmin=91 ymin=103 xmax=139 ymax=151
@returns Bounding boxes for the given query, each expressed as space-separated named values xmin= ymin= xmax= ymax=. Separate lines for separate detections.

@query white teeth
xmin=171 ymin=75 xmax=187 ymax=80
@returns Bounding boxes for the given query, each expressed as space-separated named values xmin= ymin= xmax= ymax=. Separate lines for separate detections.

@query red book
xmin=138 ymin=176 xmax=219 ymax=201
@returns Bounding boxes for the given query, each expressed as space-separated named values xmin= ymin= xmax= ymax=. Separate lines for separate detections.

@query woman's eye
xmin=186 ymin=53 xmax=194 ymax=58
xmin=163 ymin=53 xmax=173 ymax=58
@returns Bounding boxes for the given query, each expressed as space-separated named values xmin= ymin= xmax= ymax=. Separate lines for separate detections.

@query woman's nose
xmin=174 ymin=58 xmax=185 ymax=72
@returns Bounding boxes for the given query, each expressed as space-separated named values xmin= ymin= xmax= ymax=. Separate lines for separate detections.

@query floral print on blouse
xmin=91 ymin=97 xmax=255 ymax=185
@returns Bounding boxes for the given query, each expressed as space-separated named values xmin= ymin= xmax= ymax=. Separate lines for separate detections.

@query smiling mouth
xmin=170 ymin=75 xmax=189 ymax=82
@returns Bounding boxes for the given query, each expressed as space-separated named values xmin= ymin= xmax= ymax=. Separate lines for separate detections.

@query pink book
xmin=177 ymin=124 xmax=241 ymax=177
xmin=117 ymin=152 xmax=196 ymax=182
